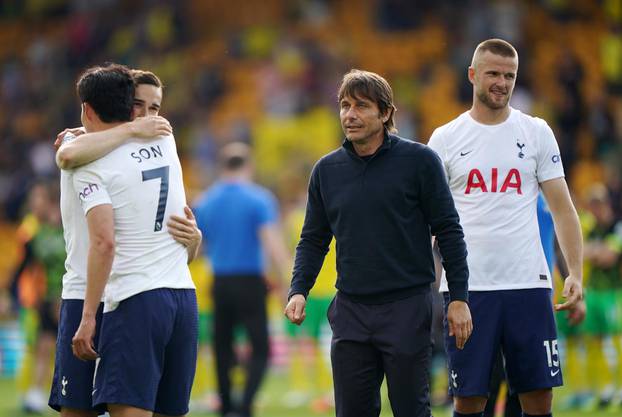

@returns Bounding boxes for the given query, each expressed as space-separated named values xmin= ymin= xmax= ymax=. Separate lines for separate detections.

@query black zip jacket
xmin=289 ymin=133 xmax=469 ymax=304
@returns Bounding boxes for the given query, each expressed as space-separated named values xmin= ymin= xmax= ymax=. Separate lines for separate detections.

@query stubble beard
xmin=476 ymin=88 xmax=510 ymax=110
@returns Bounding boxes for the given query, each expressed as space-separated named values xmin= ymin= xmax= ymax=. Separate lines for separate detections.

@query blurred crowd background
xmin=0 ymin=0 xmax=621 ymax=415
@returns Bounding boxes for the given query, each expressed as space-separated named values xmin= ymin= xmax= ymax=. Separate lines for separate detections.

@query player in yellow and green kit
xmin=282 ymin=196 xmax=335 ymax=412
xmin=188 ymin=257 xmax=220 ymax=412
xmin=11 ymin=181 xmax=66 ymax=413
xmin=555 ymin=204 xmax=590 ymax=410
xmin=581 ymin=185 xmax=622 ymax=410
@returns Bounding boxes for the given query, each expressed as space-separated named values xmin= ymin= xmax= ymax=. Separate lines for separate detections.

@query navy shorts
xmin=49 ymin=299 xmax=104 ymax=413
xmin=443 ymin=289 xmax=562 ymax=397
xmin=93 ymin=288 xmax=198 ymax=415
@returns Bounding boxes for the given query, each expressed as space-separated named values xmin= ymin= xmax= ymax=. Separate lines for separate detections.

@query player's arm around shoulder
xmin=55 ymin=116 xmax=172 ymax=170
xmin=540 ymin=178 xmax=584 ymax=311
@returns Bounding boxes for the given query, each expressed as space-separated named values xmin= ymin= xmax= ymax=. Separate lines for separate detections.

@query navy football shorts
xmin=92 ymin=288 xmax=198 ymax=415
xmin=443 ymin=288 xmax=562 ymax=397
xmin=49 ymin=299 xmax=105 ymax=413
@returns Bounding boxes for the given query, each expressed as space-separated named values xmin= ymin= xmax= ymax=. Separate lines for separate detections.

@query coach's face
xmin=470 ymin=51 xmax=518 ymax=110
xmin=132 ymin=84 xmax=162 ymax=118
xmin=340 ymin=94 xmax=387 ymax=144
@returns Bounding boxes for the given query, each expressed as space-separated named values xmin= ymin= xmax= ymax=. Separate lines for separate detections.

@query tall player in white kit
xmin=428 ymin=39 xmax=583 ymax=417
xmin=67 ymin=65 xmax=198 ymax=417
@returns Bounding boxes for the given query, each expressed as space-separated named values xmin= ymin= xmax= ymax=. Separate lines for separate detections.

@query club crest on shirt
xmin=516 ymin=140 xmax=525 ymax=159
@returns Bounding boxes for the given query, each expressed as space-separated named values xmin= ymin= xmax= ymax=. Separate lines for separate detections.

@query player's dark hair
xmin=132 ymin=69 xmax=163 ymax=88
xmin=475 ymin=38 xmax=517 ymax=59
xmin=76 ymin=63 xmax=134 ymax=123
xmin=338 ymin=69 xmax=397 ymax=134
xmin=219 ymin=142 xmax=251 ymax=172
xmin=225 ymin=155 xmax=246 ymax=170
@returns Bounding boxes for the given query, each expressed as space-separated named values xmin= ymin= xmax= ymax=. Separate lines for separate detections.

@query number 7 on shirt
xmin=142 ymin=166 xmax=170 ymax=232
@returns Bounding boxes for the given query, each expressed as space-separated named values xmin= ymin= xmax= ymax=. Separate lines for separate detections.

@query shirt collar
xmin=342 ymin=130 xmax=394 ymax=157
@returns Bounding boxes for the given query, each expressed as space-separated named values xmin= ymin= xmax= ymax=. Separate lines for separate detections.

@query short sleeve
xmin=536 ymin=120 xmax=565 ymax=183
xmin=72 ymin=165 xmax=112 ymax=215
xmin=257 ymin=191 xmax=278 ymax=226
xmin=427 ymin=128 xmax=449 ymax=179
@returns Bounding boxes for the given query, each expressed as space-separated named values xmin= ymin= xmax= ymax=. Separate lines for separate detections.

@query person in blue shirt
xmin=194 ymin=142 xmax=290 ymax=417
xmin=538 ymin=194 xmax=557 ymax=274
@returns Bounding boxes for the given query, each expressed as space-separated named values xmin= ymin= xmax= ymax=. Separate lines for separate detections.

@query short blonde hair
xmin=472 ymin=38 xmax=518 ymax=67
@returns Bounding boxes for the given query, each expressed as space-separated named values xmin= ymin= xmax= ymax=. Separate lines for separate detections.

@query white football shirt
xmin=59 ymin=133 xmax=89 ymax=299
xmin=428 ymin=108 xmax=564 ymax=291
xmin=72 ymin=134 xmax=195 ymax=310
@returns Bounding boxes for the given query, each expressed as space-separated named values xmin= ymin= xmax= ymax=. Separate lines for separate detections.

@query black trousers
xmin=212 ymin=276 xmax=269 ymax=417
xmin=328 ymin=290 xmax=433 ymax=417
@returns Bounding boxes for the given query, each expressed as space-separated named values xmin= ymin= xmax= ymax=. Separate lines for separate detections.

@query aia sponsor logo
xmin=465 ymin=168 xmax=522 ymax=194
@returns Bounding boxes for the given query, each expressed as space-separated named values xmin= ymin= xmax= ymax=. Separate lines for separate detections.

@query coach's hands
xmin=72 ymin=316 xmax=98 ymax=361
xmin=555 ymin=275 xmax=583 ymax=311
xmin=284 ymin=294 xmax=306 ymax=325
xmin=447 ymin=300 xmax=472 ymax=350
xmin=130 ymin=116 xmax=172 ymax=138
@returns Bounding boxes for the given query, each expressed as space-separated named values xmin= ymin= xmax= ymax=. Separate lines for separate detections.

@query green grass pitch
xmin=0 ymin=374 xmax=612 ymax=417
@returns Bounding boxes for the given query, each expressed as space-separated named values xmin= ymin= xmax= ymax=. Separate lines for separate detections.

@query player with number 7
xmin=50 ymin=64 xmax=200 ymax=417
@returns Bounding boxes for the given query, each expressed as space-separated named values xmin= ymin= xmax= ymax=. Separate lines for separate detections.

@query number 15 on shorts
xmin=543 ymin=339 xmax=559 ymax=369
